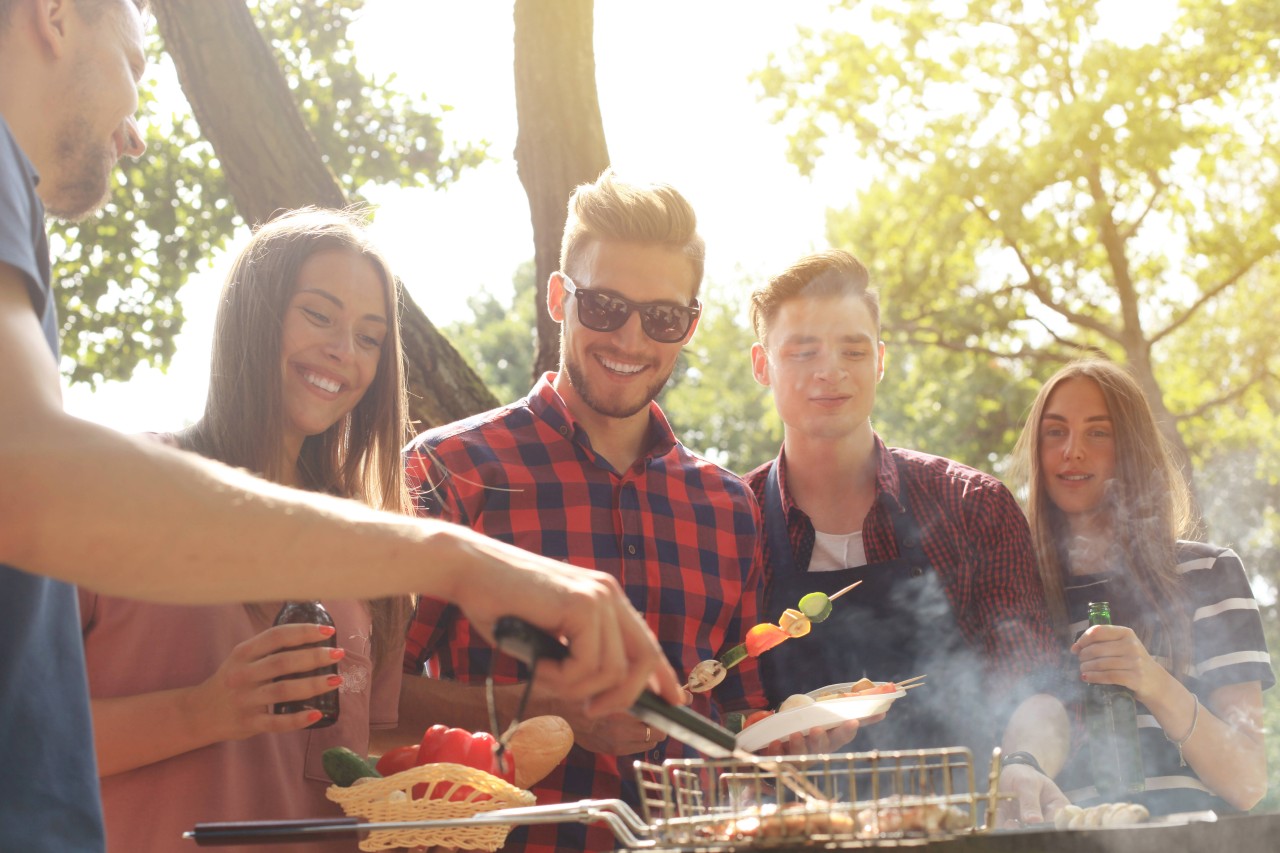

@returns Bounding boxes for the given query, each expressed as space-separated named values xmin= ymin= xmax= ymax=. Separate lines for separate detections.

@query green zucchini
xmin=322 ymin=746 xmax=382 ymax=787
xmin=718 ymin=642 xmax=749 ymax=670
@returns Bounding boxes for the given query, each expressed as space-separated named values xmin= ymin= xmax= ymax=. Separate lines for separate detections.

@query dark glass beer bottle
xmin=272 ymin=600 xmax=340 ymax=728
xmin=1084 ymin=601 xmax=1144 ymax=798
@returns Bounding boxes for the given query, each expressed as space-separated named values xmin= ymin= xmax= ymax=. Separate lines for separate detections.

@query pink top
xmin=80 ymin=595 xmax=403 ymax=853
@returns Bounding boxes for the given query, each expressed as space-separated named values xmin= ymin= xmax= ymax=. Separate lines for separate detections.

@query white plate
xmin=735 ymin=682 xmax=906 ymax=752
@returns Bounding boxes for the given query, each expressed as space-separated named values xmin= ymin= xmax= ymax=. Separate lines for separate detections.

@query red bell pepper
xmin=744 ymin=623 xmax=790 ymax=657
xmin=414 ymin=725 xmax=517 ymax=801
xmin=374 ymin=744 xmax=420 ymax=777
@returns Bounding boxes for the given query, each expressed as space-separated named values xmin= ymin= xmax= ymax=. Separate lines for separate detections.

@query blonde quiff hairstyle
xmin=559 ymin=170 xmax=705 ymax=295
xmin=1012 ymin=358 xmax=1193 ymax=676
xmin=179 ymin=207 xmax=412 ymax=666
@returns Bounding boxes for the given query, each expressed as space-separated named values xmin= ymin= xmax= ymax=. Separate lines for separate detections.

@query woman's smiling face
xmin=279 ymin=249 xmax=388 ymax=458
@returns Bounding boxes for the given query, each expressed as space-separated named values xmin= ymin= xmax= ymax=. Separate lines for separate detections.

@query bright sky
xmin=62 ymin=0 xmax=1174 ymax=434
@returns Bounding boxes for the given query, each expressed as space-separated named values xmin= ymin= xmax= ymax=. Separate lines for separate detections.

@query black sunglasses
xmin=561 ymin=274 xmax=701 ymax=343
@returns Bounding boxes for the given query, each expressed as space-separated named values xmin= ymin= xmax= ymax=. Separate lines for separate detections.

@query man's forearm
xmin=1001 ymin=693 xmax=1070 ymax=776
xmin=5 ymin=419 xmax=446 ymax=602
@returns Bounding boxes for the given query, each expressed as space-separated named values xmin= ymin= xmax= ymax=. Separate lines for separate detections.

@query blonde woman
xmin=80 ymin=209 xmax=412 ymax=852
xmin=1013 ymin=358 xmax=1272 ymax=815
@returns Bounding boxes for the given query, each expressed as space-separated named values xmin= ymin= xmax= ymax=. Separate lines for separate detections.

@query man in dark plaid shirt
xmin=744 ymin=250 xmax=1073 ymax=827
xmin=393 ymin=172 xmax=770 ymax=853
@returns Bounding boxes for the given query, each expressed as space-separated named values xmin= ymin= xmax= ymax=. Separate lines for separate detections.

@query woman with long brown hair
xmin=79 ymin=208 xmax=413 ymax=852
xmin=1013 ymin=358 xmax=1272 ymax=815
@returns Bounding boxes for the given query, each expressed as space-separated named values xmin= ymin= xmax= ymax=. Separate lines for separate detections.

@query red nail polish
xmin=307 ymin=710 xmax=322 ymax=722
xmin=318 ymin=625 xmax=336 ymax=637
xmin=329 ymin=648 xmax=346 ymax=660
xmin=327 ymin=674 xmax=343 ymax=687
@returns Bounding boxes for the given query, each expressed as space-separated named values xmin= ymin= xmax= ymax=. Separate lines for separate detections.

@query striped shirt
xmin=1058 ymin=540 xmax=1275 ymax=814
xmin=745 ymin=438 xmax=1061 ymax=700
xmin=403 ymin=373 xmax=765 ymax=853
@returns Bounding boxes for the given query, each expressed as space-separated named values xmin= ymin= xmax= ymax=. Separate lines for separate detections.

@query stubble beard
xmin=46 ymin=115 xmax=115 ymax=222
xmin=563 ymin=349 xmax=671 ymax=420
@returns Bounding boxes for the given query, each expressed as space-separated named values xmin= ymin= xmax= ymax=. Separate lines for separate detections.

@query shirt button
xmin=558 ymin=425 xmax=570 ymax=436
xmin=627 ymin=544 xmax=636 ymax=555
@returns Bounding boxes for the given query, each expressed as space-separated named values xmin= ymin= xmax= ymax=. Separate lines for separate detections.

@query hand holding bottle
xmin=1071 ymin=623 xmax=1166 ymax=705
xmin=189 ymin=623 xmax=346 ymax=742
xmin=1075 ymin=601 xmax=1145 ymax=799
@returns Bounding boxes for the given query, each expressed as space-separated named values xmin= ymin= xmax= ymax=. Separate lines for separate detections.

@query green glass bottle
xmin=1084 ymin=601 xmax=1144 ymax=798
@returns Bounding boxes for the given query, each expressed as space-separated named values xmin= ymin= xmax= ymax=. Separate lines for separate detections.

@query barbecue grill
xmin=188 ymin=745 xmax=1002 ymax=849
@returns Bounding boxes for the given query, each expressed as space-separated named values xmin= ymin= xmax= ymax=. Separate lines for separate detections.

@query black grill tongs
xmin=492 ymin=615 xmax=747 ymax=760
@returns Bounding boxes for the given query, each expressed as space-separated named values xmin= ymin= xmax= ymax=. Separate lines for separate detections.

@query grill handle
xmin=185 ymin=817 xmax=361 ymax=845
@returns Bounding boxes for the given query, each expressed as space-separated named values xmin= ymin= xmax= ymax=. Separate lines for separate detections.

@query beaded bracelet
xmin=1165 ymin=695 xmax=1199 ymax=767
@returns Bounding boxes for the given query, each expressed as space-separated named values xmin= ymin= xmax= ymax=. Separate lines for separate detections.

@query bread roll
xmin=507 ymin=715 xmax=575 ymax=789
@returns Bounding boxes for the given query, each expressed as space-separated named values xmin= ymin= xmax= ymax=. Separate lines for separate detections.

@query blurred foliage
xmin=755 ymin=0 xmax=1280 ymax=466
xmin=661 ymin=277 xmax=782 ymax=471
xmin=52 ymin=0 xmax=485 ymax=386
xmin=442 ymin=262 xmax=539 ymax=405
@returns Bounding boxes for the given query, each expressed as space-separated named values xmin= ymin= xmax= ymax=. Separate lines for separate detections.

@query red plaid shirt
xmin=744 ymin=435 xmax=1058 ymax=695
xmin=404 ymin=374 xmax=765 ymax=853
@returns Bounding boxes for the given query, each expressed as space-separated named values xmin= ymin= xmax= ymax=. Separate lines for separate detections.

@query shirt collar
xmin=776 ymin=431 xmax=905 ymax=515
xmin=527 ymin=371 xmax=680 ymax=464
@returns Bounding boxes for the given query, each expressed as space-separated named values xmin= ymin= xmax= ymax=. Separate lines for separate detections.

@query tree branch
xmin=1117 ymin=172 xmax=1165 ymax=242
xmin=1177 ymin=366 xmax=1279 ymax=421
xmin=968 ymin=197 xmax=1117 ymax=339
xmin=1149 ymin=248 xmax=1278 ymax=345
xmin=888 ymin=319 xmax=1078 ymax=366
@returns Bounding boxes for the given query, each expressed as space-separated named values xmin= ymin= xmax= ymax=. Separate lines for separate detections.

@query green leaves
xmin=250 ymin=0 xmax=486 ymax=196
xmin=52 ymin=0 xmax=484 ymax=387
xmin=441 ymin=263 xmax=538 ymax=406
xmin=759 ymin=0 xmax=1280 ymax=465
xmin=661 ymin=280 xmax=782 ymax=470
xmin=52 ymin=54 xmax=236 ymax=386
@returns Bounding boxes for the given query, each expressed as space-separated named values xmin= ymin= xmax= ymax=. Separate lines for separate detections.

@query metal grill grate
xmin=635 ymin=746 xmax=999 ymax=849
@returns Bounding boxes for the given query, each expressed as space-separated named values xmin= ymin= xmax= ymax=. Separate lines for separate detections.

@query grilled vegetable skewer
xmin=685 ymin=581 xmax=864 ymax=693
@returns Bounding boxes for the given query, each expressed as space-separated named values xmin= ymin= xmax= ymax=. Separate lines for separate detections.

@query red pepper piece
xmin=744 ymin=623 xmax=790 ymax=657
xmin=374 ymin=744 xmax=420 ymax=777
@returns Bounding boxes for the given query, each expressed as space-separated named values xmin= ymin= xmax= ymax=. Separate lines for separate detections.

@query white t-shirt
xmin=810 ymin=529 xmax=868 ymax=571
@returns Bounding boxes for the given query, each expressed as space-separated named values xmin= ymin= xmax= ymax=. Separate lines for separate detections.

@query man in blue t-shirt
xmin=0 ymin=2 xmax=682 ymax=850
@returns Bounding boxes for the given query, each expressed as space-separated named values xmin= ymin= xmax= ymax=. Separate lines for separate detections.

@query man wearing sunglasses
xmin=390 ymin=171 xmax=772 ymax=853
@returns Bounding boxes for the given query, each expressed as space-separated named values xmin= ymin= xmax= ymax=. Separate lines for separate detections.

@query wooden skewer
xmin=896 ymin=674 xmax=928 ymax=686
xmin=828 ymin=579 xmax=864 ymax=602
xmin=901 ymin=682 xmax=926 ymax=691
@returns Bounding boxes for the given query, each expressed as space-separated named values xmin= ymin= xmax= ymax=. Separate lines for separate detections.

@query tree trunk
xmin=151 ymin=0 xmax=497 ymax=432
xmin=1124 ymin=345 xmax=1202 ymax=519
xmin=513 ymin=0 xmax=610 ymax=379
